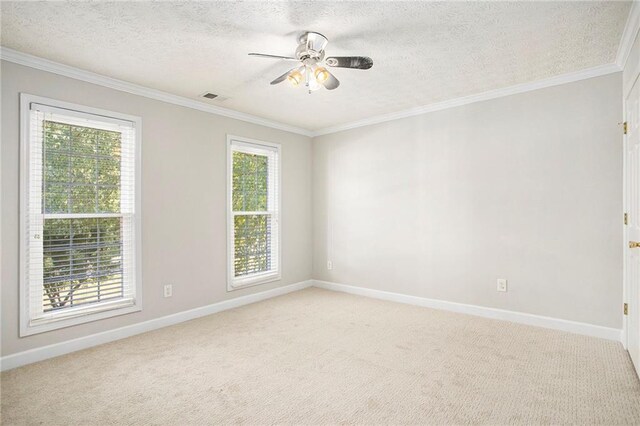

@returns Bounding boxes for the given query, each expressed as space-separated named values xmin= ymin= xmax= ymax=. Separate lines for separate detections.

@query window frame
xmin=226 ymin=135 xmax=281 ymax=291
xmin=19 ymin=93 xmax=142 ymax=336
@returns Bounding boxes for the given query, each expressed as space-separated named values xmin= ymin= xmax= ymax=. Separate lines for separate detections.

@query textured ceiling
xmin=0 ymin=1 xmax=631 ymax=131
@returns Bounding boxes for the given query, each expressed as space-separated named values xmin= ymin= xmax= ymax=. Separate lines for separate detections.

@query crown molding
xmin=1 ymin=47 xmax=623 ymax=139
xmin=310 ymin=63 xmax=621 ymax=137
xmin=0 ymin=47 xmax=314 ymax=137
xmin=616 ymin=0 xmax=640 ymax=69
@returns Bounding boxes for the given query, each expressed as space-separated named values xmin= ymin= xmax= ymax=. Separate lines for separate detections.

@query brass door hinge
xmin=624 ymin=121 xmax=629 ymax=135
xmin=624 ymin=303 xmax=629 ymax=316
xmin=625 ymin=212 xmax=629 ymax=225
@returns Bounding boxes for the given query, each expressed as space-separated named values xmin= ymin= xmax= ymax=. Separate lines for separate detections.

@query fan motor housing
xmin=296 ymin=31 xmax=328 ymax=63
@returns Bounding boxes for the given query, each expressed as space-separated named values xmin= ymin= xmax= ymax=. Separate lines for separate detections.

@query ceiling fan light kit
xmin=249 ymin=31 xmax=373 ymax=94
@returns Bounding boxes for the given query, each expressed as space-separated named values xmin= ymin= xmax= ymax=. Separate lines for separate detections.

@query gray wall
xmin=1 ymin=61 xmax=313 ymax=356
xmin=312 ymin=73 xmax=623 ymax=329
xmin=0 ymin=61 xmax=625 ymax=358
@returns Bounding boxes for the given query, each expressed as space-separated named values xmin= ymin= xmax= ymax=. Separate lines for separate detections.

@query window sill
xmin=228 ymin=271 xmax=281 ymax=292
xmin=21 ymin=298 xmax=141 ymax=337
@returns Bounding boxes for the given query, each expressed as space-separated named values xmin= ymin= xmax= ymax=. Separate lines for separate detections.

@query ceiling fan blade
xmin=321 ymin=70 xmax=340 ymax=90
xmin=270 ymin=68 xmax=295 ymax=85
xmin=325 ymin=56 xmax=373 ymax=70
xmin=249 ymin=53 xmax=299 ymax=61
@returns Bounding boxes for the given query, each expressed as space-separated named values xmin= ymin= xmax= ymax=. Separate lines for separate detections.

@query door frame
xmin=623 ymin=71 xmax=640 ymax=350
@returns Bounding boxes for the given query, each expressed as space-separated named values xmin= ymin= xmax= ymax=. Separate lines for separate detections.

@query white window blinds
xmin=21 ymin=95 xmax=141 ymax=335
xmin=227 ymin=137 xmax=280 ymax=290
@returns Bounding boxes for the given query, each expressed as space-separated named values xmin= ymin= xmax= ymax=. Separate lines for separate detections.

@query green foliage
xmin=43 ymin=121 xmax=121 ymax=214
xmin=43 ymin=217 xmax=123 ymax=311
xmin=232 ymin=151 xmax=268 ymax=212
xmin=232 ymin=151 xmax=271 ymax=276
xmin=234 ymin=215 xmax=270 ymax=276
xmin=42 ymin=121 xmax=124 ymax=311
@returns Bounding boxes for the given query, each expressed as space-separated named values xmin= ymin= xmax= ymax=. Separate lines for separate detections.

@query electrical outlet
xmin=327 ymin=260 xmax=333 ymax=270
xmin=164 ymin=284 xmax=173 ymax=298
xmin=497 ymin=279 xmax=507 ymax=292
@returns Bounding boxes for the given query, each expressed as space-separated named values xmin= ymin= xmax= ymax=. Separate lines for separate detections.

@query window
xmin=227 ymin=136 xmax=280 ymax=290
xmin=20 ymin=94 xmax=141 ymax=336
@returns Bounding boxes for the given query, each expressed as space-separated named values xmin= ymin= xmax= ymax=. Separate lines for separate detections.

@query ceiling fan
xmin=249 ymin=31 xmax=373 ymax=93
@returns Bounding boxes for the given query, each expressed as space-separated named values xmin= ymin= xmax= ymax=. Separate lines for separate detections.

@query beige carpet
xmin=2 ymin=287 xmax=640 ymax=425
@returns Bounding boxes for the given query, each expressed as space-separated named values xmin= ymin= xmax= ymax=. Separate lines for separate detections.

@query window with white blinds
xmin=20 ymin=94 xmax=141 ymax=336
xmin=227 ymin=136 xmax=280 ymax=290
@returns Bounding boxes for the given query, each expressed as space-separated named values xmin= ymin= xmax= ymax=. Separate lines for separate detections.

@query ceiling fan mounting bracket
xmin=295 ymin=31 xmax=328 ymax=63
xmin=298 ymin=31 xmax=328 ymax=48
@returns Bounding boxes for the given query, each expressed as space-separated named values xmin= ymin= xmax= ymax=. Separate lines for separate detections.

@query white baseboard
xmin=2 ymin=278 xmax=622 ymax=371
xmin=1 ymin=280 xmax=313 ymax=372
xmin=313 ymin=280 xmax=623 ymax=342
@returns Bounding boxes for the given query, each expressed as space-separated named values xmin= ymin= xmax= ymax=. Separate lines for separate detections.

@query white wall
xmin=313 ymin=72 xmax=623 ymax=329
xmin=1 ymin=61 xmax=313 ymax=356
